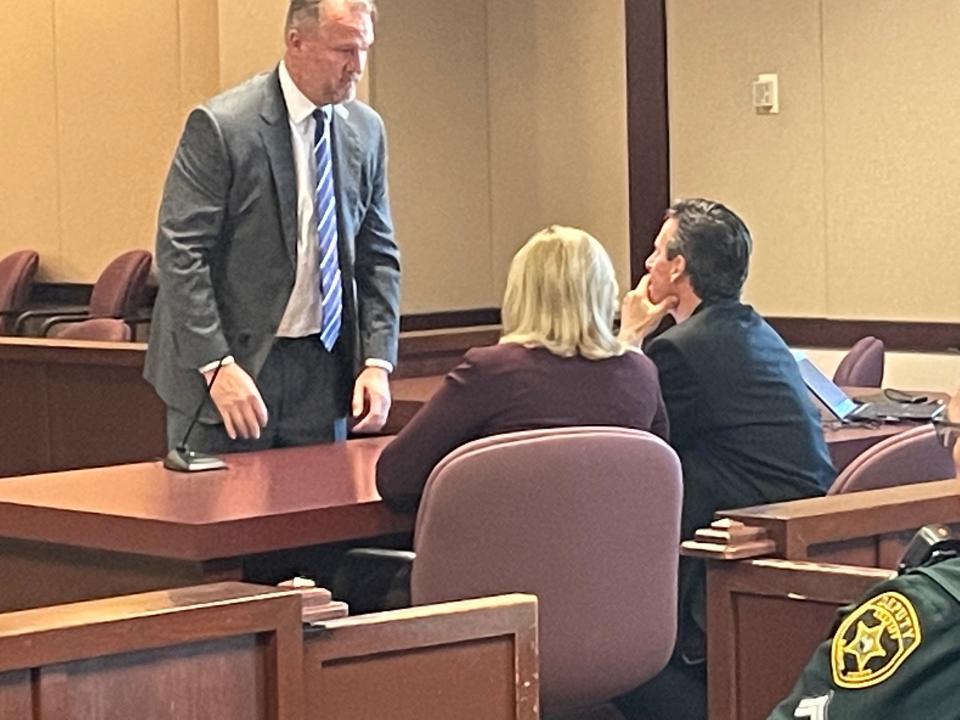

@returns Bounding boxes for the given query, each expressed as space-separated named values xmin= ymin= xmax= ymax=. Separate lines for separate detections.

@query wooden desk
xmin=0 ymin=437 xmax=415 ymax=612
xmin=823 ymin=421 xmax=905 ymax=470
xmin=0 ymin=337 xmax=166 ymax=477
xmin=813 ymin=385 xmax=950 ymax=471
xmin=0 ymin=582 xmax=539 ymax=720
xmin=688 ymin=478 xmax=960 ymax=720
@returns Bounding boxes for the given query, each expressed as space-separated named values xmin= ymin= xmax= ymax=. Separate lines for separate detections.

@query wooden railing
xmin=0 ymin=581 xmax=539 ymax=720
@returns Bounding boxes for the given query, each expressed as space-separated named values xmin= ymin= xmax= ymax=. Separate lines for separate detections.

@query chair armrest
xmin=125 ymin=310 xmax=153 ymax=327
xmin=119 ymin=312 xmax=153 ymax=341
xmin=0 ymin=309 xmax=27 ymax=336
xmin=14 ymin=307 xmax=89 ymax=335
xmin=40 ymin=313 xmax=94 ymax=337
xmin=332 ymin=548 xmax=416 ymax=615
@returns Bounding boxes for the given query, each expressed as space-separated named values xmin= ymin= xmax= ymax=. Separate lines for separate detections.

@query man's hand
xmin=618 ymin=275 xmax=678 ymax=348
xmin=352 ymin=366 xmax=392 ymax=433
xmin=205 ymin=363 xmax=268 ymax=440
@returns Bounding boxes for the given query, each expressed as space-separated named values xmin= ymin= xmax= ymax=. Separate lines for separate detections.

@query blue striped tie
xmin=313 ymin=108 xmax=342 ymax=352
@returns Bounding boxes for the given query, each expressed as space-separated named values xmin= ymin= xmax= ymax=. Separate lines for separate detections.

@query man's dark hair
xmin=665 ymin=198 xmax=752 ymax=302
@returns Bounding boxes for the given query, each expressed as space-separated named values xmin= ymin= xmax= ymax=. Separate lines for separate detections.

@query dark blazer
xmin=645 ymin=300 xmax=835 ymax=538
xmin=145 ymin=67 xmax=400 ymax=420
xmin=376 ymin=343 xmax=669 ymax=511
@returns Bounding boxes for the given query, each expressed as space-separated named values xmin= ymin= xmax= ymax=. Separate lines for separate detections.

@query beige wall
xmin=218 ymin=0 xmax=285 ymax=90
xmin=375 ymin=0 xmax=630 ymax=311
xmin=667 ymin=0 xmax=960 ymax=323
xmin=373 ymin=0 xmax=494 ymax=312
xmin=0 ymin=0 xmax=219 ymax=281
xmin=1 ymin=2 xmax=60 ymax=279
xmin=0 ymin=0 xmax=628 ymax=312
xmin=486 ymin=0 xmax=631 ymax=304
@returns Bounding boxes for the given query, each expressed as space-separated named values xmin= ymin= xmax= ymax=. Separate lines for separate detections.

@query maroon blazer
xmin=376 ymin=343 xmax=669 ymax=510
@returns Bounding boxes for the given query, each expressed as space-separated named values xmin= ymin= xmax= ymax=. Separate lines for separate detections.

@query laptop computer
xmin=792 ymin=352 xmax=946 ymax=423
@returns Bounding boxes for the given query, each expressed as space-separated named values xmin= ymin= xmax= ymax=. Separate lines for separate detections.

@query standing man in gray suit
xmin=146 ymin=0 xmax=400 ymax=451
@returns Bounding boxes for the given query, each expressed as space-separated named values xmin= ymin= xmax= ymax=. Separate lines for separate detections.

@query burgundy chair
xmin=56 ymin=318 xmax=132 ymax=342
xmin=0 ymin=250 xmax=39 ymax=335
xmin=411 ymin=427 xmax=683 ymax=716
xmin=827 ymin=424 xmax=955 ymax=495
xmin=15 ymin=250 xmax=152 ymax=338
xmin=833 ymin=336 xmax=885 ymax=387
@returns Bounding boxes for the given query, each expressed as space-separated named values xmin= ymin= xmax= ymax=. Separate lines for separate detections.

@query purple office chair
xmin=56 ymin=318 xmax=132 ymax=342
xmin=0 ymin=250 xmax=39 ymax=335
xmin=411 ymin=427 xmax=683 ymax=715
xmin=15 ymin=250 xmax=152 ymax=337
xmin=827 ymin=424 xmax=955 ymax=495
xmin=833 ymin=336 xmax=885 ymax=388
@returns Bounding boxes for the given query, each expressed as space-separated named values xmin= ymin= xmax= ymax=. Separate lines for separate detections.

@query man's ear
xmin=286 ymin=28 xmax=302 ymax=51
xmin=668 ymin=254 xmax=686 ymax=284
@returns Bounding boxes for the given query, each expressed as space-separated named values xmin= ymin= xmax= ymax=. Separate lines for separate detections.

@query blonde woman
xmin=376 ymin=225 xmax=673 ymax=510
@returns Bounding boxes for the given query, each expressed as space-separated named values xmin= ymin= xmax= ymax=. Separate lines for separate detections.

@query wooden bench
xmin=0 ymin=581 xmax=539 ymax=719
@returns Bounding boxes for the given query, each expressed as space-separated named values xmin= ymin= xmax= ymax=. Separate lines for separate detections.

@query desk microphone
xmin=163 ymin=358 xmax=229 ymax=472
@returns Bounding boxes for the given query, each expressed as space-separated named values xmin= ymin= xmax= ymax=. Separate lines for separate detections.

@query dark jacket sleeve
xmin=650 ymin=388 xmax=670 ymax=442
xmin=355 ymin=113 xmax=401 ymax=366
xmin=376 ymin=350 xmax=492 ymax=510
xmin=155 ymin=108 xmax=232 ymax=368
xmin=645 ymin=337 xmax=698 ymax=452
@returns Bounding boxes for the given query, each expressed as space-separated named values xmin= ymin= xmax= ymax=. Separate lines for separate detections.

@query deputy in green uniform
xmin=769 ymin=411 xmax=960 ymax=720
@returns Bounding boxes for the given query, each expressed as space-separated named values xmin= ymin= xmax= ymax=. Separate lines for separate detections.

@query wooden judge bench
xmin=686 ymin=477 xmax=960 ymax=720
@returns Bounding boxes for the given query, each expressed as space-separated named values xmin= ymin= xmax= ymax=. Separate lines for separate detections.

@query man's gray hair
xmin=286 ymin=0 xmax=377 ymax=32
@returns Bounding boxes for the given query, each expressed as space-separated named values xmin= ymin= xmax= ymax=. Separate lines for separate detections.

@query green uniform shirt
xmin=769 ymin=555 xmax=960 ymax=719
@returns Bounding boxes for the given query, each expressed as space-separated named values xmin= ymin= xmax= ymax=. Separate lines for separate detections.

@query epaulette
xmin=897 ymin=524 xmax=960 ymax=574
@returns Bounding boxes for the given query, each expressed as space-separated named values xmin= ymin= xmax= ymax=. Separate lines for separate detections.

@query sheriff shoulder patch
xmin=830 ymin=591 xmax=922 ymax=689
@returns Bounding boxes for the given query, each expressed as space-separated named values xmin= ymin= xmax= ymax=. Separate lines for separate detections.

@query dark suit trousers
xmin=166 ymin=335 xmax=348 ymax=452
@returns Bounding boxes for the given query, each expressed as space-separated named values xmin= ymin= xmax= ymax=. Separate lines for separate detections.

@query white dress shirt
xmin=276 ymin=60 xmax=327 ymax=338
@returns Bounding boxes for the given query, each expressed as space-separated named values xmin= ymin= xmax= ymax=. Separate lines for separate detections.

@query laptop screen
xmin=791 ymin=352 xmax=858 ymax=420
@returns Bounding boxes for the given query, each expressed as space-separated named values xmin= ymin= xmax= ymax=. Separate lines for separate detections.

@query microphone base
xmin=163 ymin=448 xmax=227 ymax=473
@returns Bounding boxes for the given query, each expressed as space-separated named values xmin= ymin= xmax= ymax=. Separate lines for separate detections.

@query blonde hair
xmin=499 ymin=225 xmax=624 ymax=359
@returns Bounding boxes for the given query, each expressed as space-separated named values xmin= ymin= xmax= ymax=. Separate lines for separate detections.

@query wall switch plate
xmin=752 ymin=73 xmax=779 ymax=114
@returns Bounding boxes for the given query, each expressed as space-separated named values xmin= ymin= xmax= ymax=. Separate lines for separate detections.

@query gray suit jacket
xmin=145 ymin=67 xmax=400 ymax=420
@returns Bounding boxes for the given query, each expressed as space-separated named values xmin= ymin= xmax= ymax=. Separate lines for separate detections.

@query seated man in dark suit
xmin=620 ymin=197 xmax=835 ymax=535
xmin=615 ymin=198 xmax=835 ymax=720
